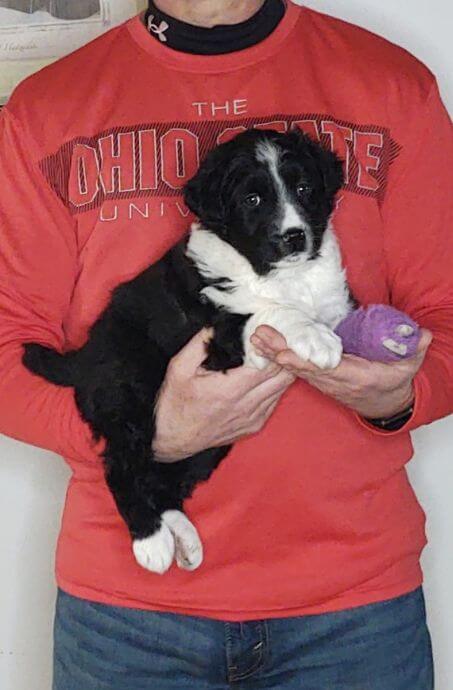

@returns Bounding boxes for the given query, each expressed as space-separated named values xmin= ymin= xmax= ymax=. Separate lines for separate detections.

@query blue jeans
xmin=53 ymin=587 xmax=434 ymax=689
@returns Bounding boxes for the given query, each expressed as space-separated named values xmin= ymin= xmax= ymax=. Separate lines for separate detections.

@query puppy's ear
xmin=183 ymin=151 xmax=226 ymax=229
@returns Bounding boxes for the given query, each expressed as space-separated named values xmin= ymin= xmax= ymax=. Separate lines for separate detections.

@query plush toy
xmin=334 ymin=304 xmax=421 ymax=363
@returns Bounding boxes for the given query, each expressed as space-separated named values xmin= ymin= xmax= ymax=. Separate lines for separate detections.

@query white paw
xmin=286 ymin=322 xmax=343 ymax=369
xmin=162 ymin=510 xmax=203 ymax=571
xmin=133 ymin=523 xmax=175 ymax=574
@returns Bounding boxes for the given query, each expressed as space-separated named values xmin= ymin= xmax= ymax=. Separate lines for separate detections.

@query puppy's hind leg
xmin=86 ymin=382 xmax=229 ymax=574
xmin=105 ymin=441 xmax=208 ymax=574
xmin=106 ymin=461 xmax=174 ymax=573
xmin=104 ymin=449 xmax=178 ymax=574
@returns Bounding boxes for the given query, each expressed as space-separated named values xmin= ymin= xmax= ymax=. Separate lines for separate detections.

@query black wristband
xmin=365 ymin=404 xmax=414 ymax=431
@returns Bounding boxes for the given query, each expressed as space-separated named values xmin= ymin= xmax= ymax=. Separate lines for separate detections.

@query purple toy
xmin=334 ymin=304 xmax=421 ymax=363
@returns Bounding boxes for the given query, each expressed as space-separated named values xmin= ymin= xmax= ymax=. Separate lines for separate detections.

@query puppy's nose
xmin=282 ymin=227 xmax=306 ymax=254
xmin=283 ymin=227 xmax=306 ymax=243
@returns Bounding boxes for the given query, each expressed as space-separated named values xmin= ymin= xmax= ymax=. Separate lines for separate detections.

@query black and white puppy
xmin=23 ymin=129 xmax=353 ymax=574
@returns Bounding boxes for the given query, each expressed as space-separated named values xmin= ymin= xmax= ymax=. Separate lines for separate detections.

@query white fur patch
xmin=281 ymin=201 xmax=304 ymax=232
xmin=256 ymin=140 xmax=282 ymax=187
xmin=133 ymin=522 xmax=175 ymax=574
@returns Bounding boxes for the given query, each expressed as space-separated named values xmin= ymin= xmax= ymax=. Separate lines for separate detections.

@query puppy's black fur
xmin=23 ymin=129 xmax=344 ymax=552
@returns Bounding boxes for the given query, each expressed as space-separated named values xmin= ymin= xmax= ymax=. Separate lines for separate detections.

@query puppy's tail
xmin=22 ymin=343 xmax=79 ymax=387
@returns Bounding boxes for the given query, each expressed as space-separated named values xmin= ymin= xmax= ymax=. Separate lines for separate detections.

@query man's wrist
xmin=361 ymin=383 xmax=415 ymax=431
xmin=364 ymin=402 xmax=414 ymax=431
xmin=152 ymin=437 xmax=176 ymax=462
xmin=152 ymin=436 xmax=192 ymax=463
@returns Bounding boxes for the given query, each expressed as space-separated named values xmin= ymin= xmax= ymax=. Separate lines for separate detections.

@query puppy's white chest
xmin=187 ymin=224 xmax=349 ymax=323
xmin=186 ymin=224 xmax=352 ymax=371
xmin=257 ymin=267 xmax=317 ymax=313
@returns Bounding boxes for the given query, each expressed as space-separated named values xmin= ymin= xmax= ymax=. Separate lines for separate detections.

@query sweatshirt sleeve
xmin=357 ymin=78 xmax=453 ymax=436
xmin=0 ymin=106 xmax=102 ymax=464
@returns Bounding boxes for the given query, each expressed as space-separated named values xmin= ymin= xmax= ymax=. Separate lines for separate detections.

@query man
xmin=0 ymin=1 xmax=451 ymax=688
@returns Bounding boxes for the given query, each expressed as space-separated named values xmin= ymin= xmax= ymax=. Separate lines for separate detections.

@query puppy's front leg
xmin=243 ymin=307 xmax=343 ymax=370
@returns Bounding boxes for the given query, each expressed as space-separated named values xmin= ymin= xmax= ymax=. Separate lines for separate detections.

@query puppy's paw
xmin=163 ymin=510 xmax=203 ymax=571
xmin=132 ymin=523 xmax=175 ymax=574
xmin=287 ymin=323 xmax=343 ymax=369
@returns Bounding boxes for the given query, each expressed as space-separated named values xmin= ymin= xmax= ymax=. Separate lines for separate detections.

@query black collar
xmin=144 ymin=0 xmax=286 ymax=55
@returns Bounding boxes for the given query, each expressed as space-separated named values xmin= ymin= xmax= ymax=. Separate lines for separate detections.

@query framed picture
xmin=0 ymin=2 xmax=102 ymax=21
xmin=0 ymin=0 xmax=141 ymax=102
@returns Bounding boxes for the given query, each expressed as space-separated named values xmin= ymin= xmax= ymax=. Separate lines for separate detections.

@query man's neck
xmin=153 ymin=0 xmax=266 ymax=28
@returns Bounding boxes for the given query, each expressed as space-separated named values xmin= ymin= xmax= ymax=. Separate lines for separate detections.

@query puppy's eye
xmin=244 ymin=194 xmax=261 ymax=207
xmin=296 ymin=184 xmax=311 ymax=197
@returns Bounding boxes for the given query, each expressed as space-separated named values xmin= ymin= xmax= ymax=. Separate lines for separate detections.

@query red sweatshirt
xmin=1 ymin=3 xmax=452 ymax=621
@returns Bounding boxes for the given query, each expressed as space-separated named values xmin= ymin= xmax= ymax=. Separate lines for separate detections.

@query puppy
xmin=23 ymin=129 xmax=353 ymax=574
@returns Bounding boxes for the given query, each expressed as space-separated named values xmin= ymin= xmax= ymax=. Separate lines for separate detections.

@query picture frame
xmin=0 ymin=0 xmax=141 ymax=103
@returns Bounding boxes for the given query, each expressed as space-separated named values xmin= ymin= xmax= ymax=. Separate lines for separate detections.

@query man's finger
xmin=396 ymin=328 xmax=433 ymax=371
xmin=250 ymin=337 xmax=278 ymax=362
xmin=253 ymin=325 xmax=288 ymax=351
xmin=416 ymin=328 xmax=433 ymax=354
xmin=275 ymin=349 xmax=320 ymax=373
xmin=389 ymin=327 xmax=431 ymax=376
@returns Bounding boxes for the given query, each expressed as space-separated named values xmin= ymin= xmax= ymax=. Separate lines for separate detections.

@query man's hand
xmin=152 ymin=328 xmax=296 ymax=462
xmin=250 ymin=325 xmax=433 ymax=420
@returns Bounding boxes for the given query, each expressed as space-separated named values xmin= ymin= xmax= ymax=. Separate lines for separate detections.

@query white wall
xmin=0 ymin=1 xmax=452 ymax=689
